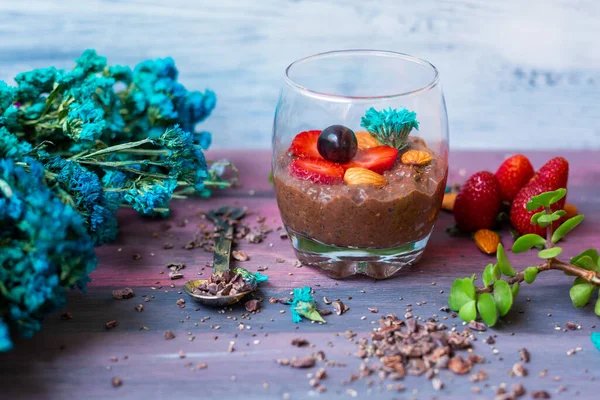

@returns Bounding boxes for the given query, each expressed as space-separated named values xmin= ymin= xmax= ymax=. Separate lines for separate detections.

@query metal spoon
xmin=183 ymin=206 xmax=256 ymax=307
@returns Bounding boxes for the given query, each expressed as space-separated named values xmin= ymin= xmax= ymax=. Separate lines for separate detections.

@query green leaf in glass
xmin=512 ymin=234 xmax=546 ymax=253
xmin=569 ymin=283 xmax=596 ymax=308
xmin=482 ymin=264 xmax=494 ymax=287
xmin=551 ymin=215 xmax=584 ymax=243
xmin=448 ymin=277 xmax=476 ymax=311
xmin=459 ymin=300 xmax=477 ymax=322
xmin=493 ymin=280 xmax=513 ymax=317
xmin=477 ymin=293 xmax=498 ymax=327
xmin=497 ymin=244 xmax=516 ymax=277
xmin=538 ymin=247 xmax=563 ymax=259
xmin=524 ymin=266 xmax=539 ymax=284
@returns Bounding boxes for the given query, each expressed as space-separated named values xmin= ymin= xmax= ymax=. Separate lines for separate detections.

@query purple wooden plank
xmin=0 ymin=150 xmax=599 ymax=400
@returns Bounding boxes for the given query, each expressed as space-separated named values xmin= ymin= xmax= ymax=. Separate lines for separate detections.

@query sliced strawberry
xmin=341 ymin=146 xmax=398 ymax=174
xmin=289 ymin=158 xmax=344 ymax=185
xmin=289 ymin=130 xmax=323 ymax=159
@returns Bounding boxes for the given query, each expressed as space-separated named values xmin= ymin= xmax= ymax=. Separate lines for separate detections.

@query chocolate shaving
xmin=112 ymin=288 xmax=135 ymax=300
xmin=105 ymin=320 xmax=119 ymax=329
xmin=290 ymin=357 xmax=315 ymax=368
xmin=164 ymin=330 xmax=176 ymax=340
xmin=244 ymin=299 xmax=261 ymax=312
xmin=291 ymin=338 xmax=310 ymax=347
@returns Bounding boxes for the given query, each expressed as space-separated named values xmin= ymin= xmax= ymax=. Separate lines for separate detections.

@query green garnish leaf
xmin=571 ymin=249 xmax=600 ymax=272
xmin=527 ymin=188 xmax=566 ymax=210
xmin=595 ymin=295 xmax=600 ymax=317
xmin=459 ymin=300 xmax=477 ymax=322
xmin=549 ymin=188 xmax=567 ymax=204
xmin=493 ymin=280 xmax=513 ymax=317
xmin=524 ymin=266 xmax=539 ymax=284
xmin=448 ymin=277 xmax=476 ymax=311
xmin=492 ymin=264 xmax=502 ymax=280
xmin=497 ymin=244 xmax=516 ymax=277
xmin=552 ymin=210 xmax=567 ymax=218
xmin=296 ymin=305 xmax=327 ymax=323
xmin=538 ymin=247 xmax=563 ymax=259
xmin=477 ymin=293 xmax=498 ymax=326
xmin=482 ymin=264 xmax=495 ymax=287
xmin=571 ymin=256 xmax=597 ymax=272
xmin=551 ymin=215 xmax=584 ymax=243
xmin=531 ymin=211 xmax=545 ymax=226
xmin=537 ymin=213 xmax=562 ymax=226
xmin=512 ymin=234 xmax=546 ymax=253
xmin=511 ymin=282 xmax=520 ymax=297
xmin=569 ymin=282 xmax=596 ymax=308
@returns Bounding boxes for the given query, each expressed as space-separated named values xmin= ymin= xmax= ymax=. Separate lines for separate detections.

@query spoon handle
xmin=213 ymin=224 xmax=234 ymax=275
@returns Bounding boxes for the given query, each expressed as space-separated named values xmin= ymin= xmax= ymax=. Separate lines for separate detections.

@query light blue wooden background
xmin=0 ymin=0 xmax=598 ymax=150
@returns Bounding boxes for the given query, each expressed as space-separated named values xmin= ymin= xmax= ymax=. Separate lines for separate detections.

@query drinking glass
xmin=272 ymin=50 xmax=449 ymax=279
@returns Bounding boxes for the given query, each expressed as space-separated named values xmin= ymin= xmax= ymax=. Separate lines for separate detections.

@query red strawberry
xmin=341 ymin=146 xmax=398 ymax=174
xmin=495 ymin=154 xmax=534 ymax=201
xmin=510 ymin=157 xmax=569 ymax=235
xmin=453 ymin=171 xmax=502 ymax=232
xmin=289 ymin=158 xmax=344 ymax=184
xmin=289 ymin=130 xmax=323 ymax=159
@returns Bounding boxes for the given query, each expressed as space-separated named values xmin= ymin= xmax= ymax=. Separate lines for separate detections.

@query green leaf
xmin=459 ymin=300 xmax=477 ymax=322
xmin=511 ymin=282 xmax=520 ymax=297
xmin=569 ymin=283 xmax=596 ymax=308
xmin=531 ymin=211 xmax=545 ymax=226
xmin=497 ymin=244 xmax=516 ymax=277
xmin=571 ymin=249 xmax=600 ymax=265
xmin=551 ymin=215 xmax=584 ymax=243
xmin=552 ymin=210 xmax=567 ymax=218
xmin=492 ymin=264 xmax=501 ymax=280
xmin=477 ymin=293 xmax=498 ymax=327
xmin=538 ymin=247 xmax=563 ymax=259
xmin=524 ymin=266 xmax=539 ymax=284
xmin=493 ymin=280 xmax=513 ymax=317
xmin=448 ymin=277 xmax=476 ymax=311
xmin=571 ymin=256 xmax=596 ymax=272
xmin=482 ymin=264 xmax=494 ymax=287
xmin=527 ymin=188 xmax=567 ymax=210
xmin=549 ymin=188 xmax=567 ymax=204
xmin=595 ymin=295 xmax=600 ymax=317
xmin=512 ymin=234 xmax=546 ymax=253
xmin=537 ymin=213 xmax=561 ymax=225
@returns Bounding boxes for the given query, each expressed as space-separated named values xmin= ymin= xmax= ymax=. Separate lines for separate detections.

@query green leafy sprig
xmin=448 ymin=188 xmax=600 ymax=327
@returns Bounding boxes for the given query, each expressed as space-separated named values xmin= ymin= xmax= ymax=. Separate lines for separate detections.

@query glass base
xmin=287 ymin=229 xmax=431 ymax=279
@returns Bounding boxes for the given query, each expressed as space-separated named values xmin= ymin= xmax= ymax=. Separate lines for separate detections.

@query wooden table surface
xmin=1 ymin=150 xmax=599 ymax=400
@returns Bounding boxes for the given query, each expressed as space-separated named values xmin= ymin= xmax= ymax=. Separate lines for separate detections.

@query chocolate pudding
xmin=274 ymin=137 xmax=447 ymax=249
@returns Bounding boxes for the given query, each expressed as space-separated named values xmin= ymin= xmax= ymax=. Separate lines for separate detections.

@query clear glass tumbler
xmin=272 ymin=50 xmax=449 ymax=279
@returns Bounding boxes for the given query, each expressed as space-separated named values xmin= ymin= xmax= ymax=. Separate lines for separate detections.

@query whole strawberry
xmin=510 ymin=157 xmax=569 ymax=236
xmin=495 ymin=154 xmax=534 ymax=202
xmin=454 ymin=171 xmax=502 ymax=232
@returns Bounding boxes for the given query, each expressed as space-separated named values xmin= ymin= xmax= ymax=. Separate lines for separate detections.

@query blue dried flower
xmin=153 ymin=125 xmax=208 ymax=191
xmin=289 ymin=286 xmax=326 ymax=323
xmin=123 ymin=178 xmax=177 ymax=215
xmin=106 ymin=65 xmax=133 ymax=84
xmin=0 ymin=158 xmax=96 ymax=350
xmin=43 ymin=156 xmax=118 ymax=245
xmin=0 ymin=81 xmax=15 ymax=114
xmin=0 ymin=319 xmax=11 ymax=352
xmin=360 ymin=107 xmax=419 ymax=150
xmin=14 ymin=67 xmax=58 ymax=102
xmin=0 ymin=127 xmax=32 ymax=159
xmin=134 ymin=56 xmax=178 ymax=80
xmin=0 ymin=106 xmax=19 ymax=131
xmin=148 ymin=93 xmax=178 ymax=124
xmin=75 ymin=49 xmax=107 ymax=74
xmin=178 ymin=90 xmax=216 ymax=134
xmin=64 ymin=100 xmax=106 ymax=146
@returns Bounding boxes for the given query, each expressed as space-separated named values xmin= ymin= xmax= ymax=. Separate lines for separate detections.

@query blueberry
xmin=317 ymin=125 xmax=357 ymax=163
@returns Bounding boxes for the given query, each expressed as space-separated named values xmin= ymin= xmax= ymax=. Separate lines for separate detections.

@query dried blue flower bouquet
xmin=0 ymin=50 xmax=233 ymax=350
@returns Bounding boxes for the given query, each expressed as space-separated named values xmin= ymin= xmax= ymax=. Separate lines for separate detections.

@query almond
xmin=355 ymin=131 xmax=380 ymax=150
xmin=563 ymin=203 xmax=578 ymax=219
xmin=401 ymin=150 xmax=432 ymax=166
xmin=473 ymin=229 xmax=500 ymax=255
xmin=344 ymin=167 xmax=387 ymax=188
xmin=442 ymin=193 xmax=457 ymax=212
